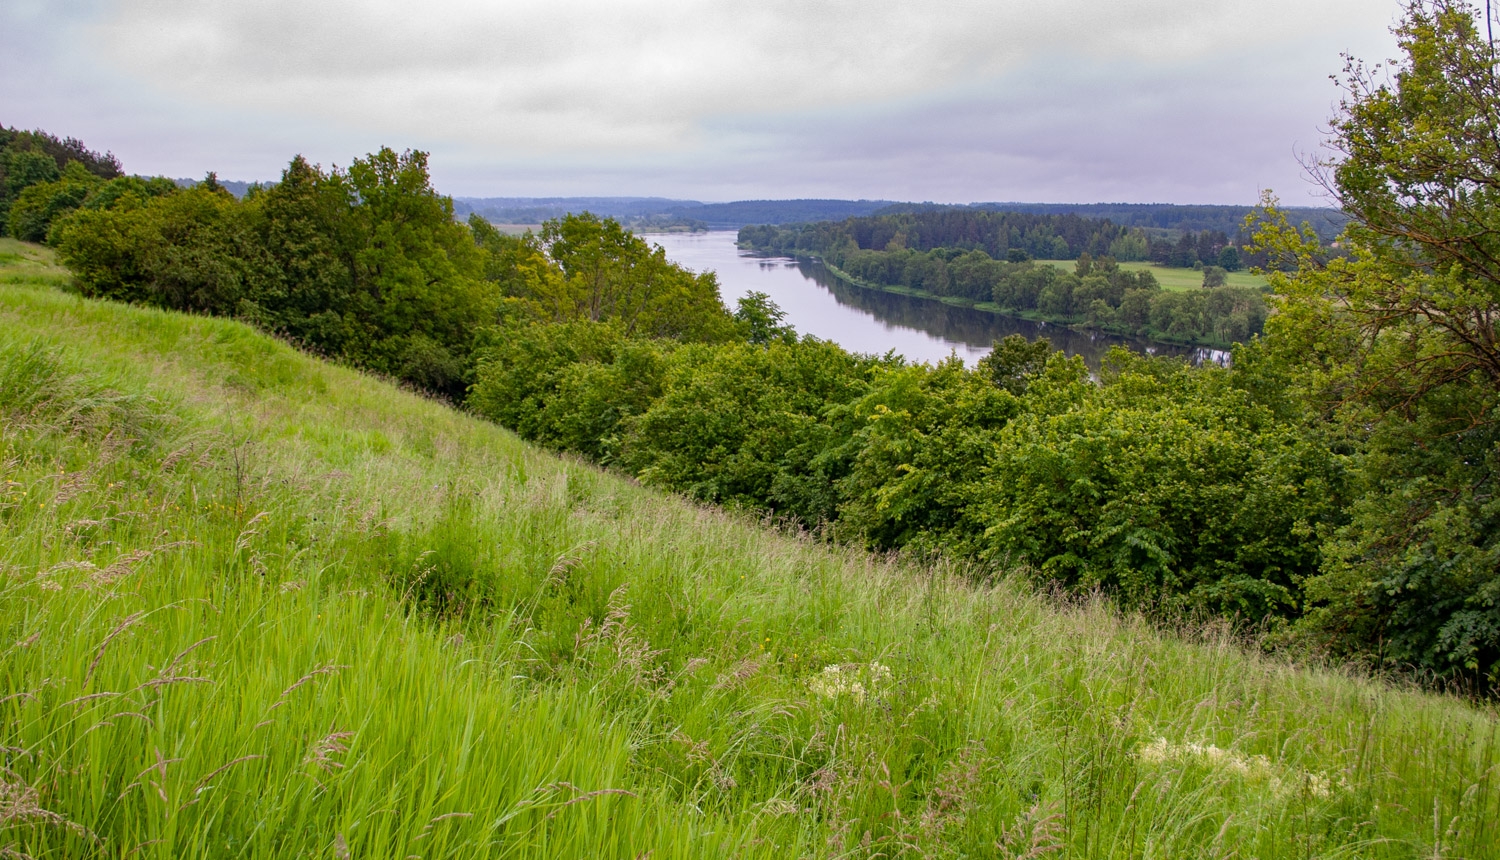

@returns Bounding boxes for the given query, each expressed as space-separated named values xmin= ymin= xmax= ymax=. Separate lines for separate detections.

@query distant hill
xmin=458 ymin=197 xmax=1345 ymax=238
xmin=173 ymin=177 xmax=259 ymax=199
xmin=453 ymin=197 xmax=895 ymax=227
xmin=451 ymin=196 xmax=689 ymax=224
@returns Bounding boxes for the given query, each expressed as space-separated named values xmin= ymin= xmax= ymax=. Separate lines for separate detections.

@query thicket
xmin=45 ymin=152 xmax=736 ymax=399
xmin=0 ymin=125 xmax=123 ymax=239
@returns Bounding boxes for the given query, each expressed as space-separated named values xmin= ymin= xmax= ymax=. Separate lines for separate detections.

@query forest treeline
xmin=951 ymin=202 xmax=1347 ymax=241
xmin=739 ymin=214 xmax=1268 ymax=347
xmin=737 ymin=208 xmax=1254 ymax=267
xmin=18 ymin=3 xmax=1500 ymax=692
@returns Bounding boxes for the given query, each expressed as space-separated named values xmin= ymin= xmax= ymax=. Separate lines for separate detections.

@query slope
xmin=1 ymin=247 xmax=1497 ymax=859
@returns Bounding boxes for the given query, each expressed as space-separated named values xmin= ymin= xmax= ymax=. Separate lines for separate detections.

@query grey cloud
xmin=97 ymin=0 xmax=1393 ymax=153
xmin=3 ymin=0 xmax=1398 ymax=204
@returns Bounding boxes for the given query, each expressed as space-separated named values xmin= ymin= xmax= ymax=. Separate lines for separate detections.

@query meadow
xmin=2 ymin=244 xmax=1498 ymax=859
xmin=1036 ymin=260 xmax=1269 ymax=292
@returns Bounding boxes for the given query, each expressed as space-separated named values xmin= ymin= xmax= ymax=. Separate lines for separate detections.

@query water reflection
xmin=650 ymin=231 xmax=1228 ymax=368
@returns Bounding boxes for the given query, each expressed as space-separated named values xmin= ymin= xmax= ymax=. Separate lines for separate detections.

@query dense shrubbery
xmin=48 ymin=152 xmax=736 ymax=398
xmin=468 ymin=326 xmax=1344 ymax=624
xmin=0 ymin=125 xmax=123 ymax=239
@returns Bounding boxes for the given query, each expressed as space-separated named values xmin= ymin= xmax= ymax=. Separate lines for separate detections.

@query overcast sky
xmin=3 ymin=0 xmax=1402 ymax=205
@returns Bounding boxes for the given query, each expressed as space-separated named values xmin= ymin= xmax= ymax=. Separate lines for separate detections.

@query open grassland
xmin=0 ymin=239 xmax=71 ymax=292
xmin=1037 ymin=260 xmax=1268 ymax=292
xmin=1 ymin=247 xmax=1496 ymax=858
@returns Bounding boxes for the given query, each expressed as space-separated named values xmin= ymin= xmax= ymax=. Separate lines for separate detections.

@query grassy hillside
xmin=2 ymin=245 xmax=1497 ymax=858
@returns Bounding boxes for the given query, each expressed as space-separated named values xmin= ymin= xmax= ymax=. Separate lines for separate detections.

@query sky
xmin=2 ymin=0 xmax=1404 ymax=205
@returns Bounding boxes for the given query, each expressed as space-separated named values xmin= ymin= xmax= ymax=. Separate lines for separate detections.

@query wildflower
xmin=808 ymin=661 xmax=893 ymax=704
xmin=1135 ymin=738 xmax=1342 ymax=800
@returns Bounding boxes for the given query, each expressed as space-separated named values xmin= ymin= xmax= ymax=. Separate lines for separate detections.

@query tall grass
xmin=1 ymin=256 xmax=1497 ymax=858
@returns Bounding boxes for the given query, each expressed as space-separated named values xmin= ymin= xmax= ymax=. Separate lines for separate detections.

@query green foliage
xmin=976 ymin=333 xmax=1052 ymax=396
xmin=621 ymin=339 xmax=878 ymax=515
xmin=1249 ymin=0 xmax=1500 ymax=686
xmin=483 ymin=212 xmax=736 ymax=343
xmin=733 ymin=291 xmax=796 ymax=345
xmin=471 ymin=327 xmax=1341 ymax=624
xmin=51 ymin=148 xmax=496 ymax=398
xmin=834 ymin=357 xmax=1021 ymax=550
xmin=6 ymin=163 xmax=101 ymax=242
xmin=0 ymin=125 xmax=120 ymax=237
xmin=53 ymin=183 xmax=264 ymax=312
xmin=976 ymin=350 xmax=1346 ymax=617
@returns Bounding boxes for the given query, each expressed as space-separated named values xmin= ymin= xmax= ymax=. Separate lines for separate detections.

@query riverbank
xmin=764 ymin=247 xmax=1251 ymax=352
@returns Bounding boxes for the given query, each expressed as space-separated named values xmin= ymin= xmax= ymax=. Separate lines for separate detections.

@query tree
xmin=977 ymin=334 xmax=1052 ymax=396
xmin=0 ymin=149 xmax=59 ymax=235
xmin=1217 ymin=245 xmax=1242 ymax=271
xmin=53 ymin=183 xmax=266 ymax=314
xmin=1258 ymin=0 xmax=1500 ymax=686
xmin=6 ymin=162 xmax=101 ymax=242
xmin=340 ymin=147 xmax=492 ymax=395
xmin=734 ymin=291 xmax=796 ymax=345
xmin=529 ymin=212 xmax=735 ymax=341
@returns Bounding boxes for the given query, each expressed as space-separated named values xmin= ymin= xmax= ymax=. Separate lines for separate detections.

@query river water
xmin=649 ymin=231 xmax=1223 ymax=367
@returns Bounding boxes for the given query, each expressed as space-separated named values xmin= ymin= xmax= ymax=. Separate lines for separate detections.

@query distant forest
xmin=452 ymin=197 xmax=897 ymax=228
xmin=892 ymin=202 xmax=1349 ymax=241
xmin=738 ymin=208 xmax=1266 ymax=268
xmin=454 ymin=195 xmax=1346 ymax=236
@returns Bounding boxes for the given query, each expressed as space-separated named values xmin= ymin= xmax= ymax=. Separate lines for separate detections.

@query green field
xmin=1038 ymin=259 xmax=1269 ymax=291
xmin=2 ymin=244 xmax=1497 ymax=858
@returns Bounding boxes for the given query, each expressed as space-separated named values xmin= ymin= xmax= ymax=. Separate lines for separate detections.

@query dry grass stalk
xmin=547 ymin=541 xmax=597 ymax=585
xmin=0 ymin=777 xmax=102 ymax=845
xmin=575 ymin=584 xmax=667 ymax=690
xmin=270 ymin=663 xmax=348 ymax=711
xmin=234 ymin=511 xmax=270 ymax=552
xmin=995 ymin=801 xmax=1064 ymax=859
xmin=713 ymin=654 xmax=768 ymax=691
xmin=920 ymin=742 xmax=990 ymax=836
xmin=183 ymin=755 xmax=264 ymax=806
xmin=415 ymin=811 xmax=474 ymax=840
xmin=84 ymin=611 xmax=146 ymax=686
xmin=306 ymin=730 xmax=356 ymax=772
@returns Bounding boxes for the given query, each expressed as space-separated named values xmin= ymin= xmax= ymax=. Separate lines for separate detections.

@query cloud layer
xmin=3 ymin=0 xmax=1401 ymax=202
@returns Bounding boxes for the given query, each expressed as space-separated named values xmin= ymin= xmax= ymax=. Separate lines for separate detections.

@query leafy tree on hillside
xmin=0 ymin=126 xmax=120 ymax=236
xmin=340 ymin=147 xmax=491 ymax=392
xmin=734 ymin=291 xmax=796 ymax=346
xmin=1259 ymin=0 xmax=1500 ymax=685
xmin=514 ymin=212 xmax=736 ymax=341
xmin=6 ymin=162 xmax=102 ymax=241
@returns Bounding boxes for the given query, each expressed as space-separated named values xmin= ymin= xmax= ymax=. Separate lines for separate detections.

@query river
xmin=648 ymin=231 xmax=1224 ymax=367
